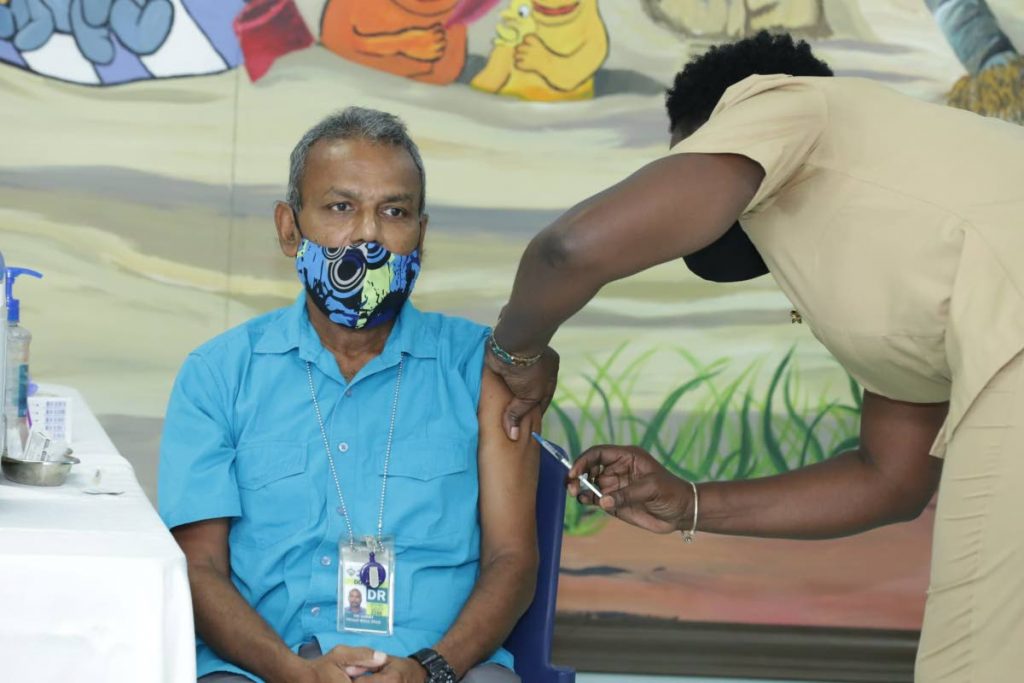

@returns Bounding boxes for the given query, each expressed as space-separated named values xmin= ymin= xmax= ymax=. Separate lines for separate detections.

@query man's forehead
xmin=308 ymin=138 xmax=416 ymax=172
xmin=304 ymin=138 xmax=420 ymax=195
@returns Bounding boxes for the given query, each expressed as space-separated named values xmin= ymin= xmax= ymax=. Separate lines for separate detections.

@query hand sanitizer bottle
xmin=5 ymin=267 xmax=43 ymax=459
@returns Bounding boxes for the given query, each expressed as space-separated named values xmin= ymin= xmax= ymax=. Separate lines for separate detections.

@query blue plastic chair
xmin=503 ymin=449 xmax=576 ymax=683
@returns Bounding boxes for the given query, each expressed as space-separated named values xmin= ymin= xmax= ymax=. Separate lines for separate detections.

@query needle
xmin=531 ymin=432 xmax=603 ymax=498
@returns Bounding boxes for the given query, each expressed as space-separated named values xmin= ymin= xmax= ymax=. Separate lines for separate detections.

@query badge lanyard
xmin=306 ymin=357 xmax=403 ymax=634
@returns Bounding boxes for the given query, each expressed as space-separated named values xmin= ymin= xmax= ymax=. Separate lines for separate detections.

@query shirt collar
xmin=253 ymin=293 xmax=438 ymax=363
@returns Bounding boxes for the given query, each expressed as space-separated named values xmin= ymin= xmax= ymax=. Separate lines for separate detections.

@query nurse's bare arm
xmin=694 ymin=391 xmax=947 ymax=537
xmin=493 ymin=152 xmax=764 ymax=355
xmin=172 ymin=520 xmax=382 ymax=683
xmin=574 ymin=391 xmax=947 ymax=539
xmin=431 ymin=369 xmax=541 ymax=677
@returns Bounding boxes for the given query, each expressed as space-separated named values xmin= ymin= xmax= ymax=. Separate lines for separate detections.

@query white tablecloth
xmin=0 ymin=385 xmax=195 ymax=683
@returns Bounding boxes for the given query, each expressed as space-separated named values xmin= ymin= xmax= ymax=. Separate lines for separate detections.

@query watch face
xmin=422 ymin=654 xmax=455 ymax=683
xmin=433 ymin=667 xmax=456 ymax=683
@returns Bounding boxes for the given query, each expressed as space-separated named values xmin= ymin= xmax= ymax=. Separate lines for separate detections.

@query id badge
xmin=339 ymin=536 xmax=395 ymax=635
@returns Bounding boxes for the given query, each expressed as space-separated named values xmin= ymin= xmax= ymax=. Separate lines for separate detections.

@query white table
xmin=0 ymin=385 xmax=195 ymax=683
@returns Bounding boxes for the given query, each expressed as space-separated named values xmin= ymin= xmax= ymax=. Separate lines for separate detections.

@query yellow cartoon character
xmin=471 ymin=0 xmax=607 ymax=102
xmin=497 ymin=0 xmax=537 ymax=45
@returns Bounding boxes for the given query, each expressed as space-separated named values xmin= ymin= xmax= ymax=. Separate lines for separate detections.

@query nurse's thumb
xmin=504 ymin=398 xmax=535 ymax=441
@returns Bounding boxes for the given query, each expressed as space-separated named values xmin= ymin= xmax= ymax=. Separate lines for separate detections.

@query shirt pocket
xmin=233 ymin=442 xmax=313 ymax=548
xmin=379 ymin=436 xmax=477 ymax=543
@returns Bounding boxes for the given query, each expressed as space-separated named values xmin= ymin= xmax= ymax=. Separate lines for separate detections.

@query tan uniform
xmin=670 ymin=74 xmax=1024 ymax=682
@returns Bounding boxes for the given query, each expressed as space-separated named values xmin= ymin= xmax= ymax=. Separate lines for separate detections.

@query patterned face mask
xmin=295 ymin=237 xmax=421 ymax=329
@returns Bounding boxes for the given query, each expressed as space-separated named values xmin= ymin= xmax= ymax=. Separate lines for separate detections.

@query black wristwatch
xmin=410 ymin=648 xmax=457 ymax=683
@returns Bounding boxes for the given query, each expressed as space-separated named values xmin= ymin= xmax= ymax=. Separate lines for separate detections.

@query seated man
xmin=158 ymin=107 xmax=539 ymax=683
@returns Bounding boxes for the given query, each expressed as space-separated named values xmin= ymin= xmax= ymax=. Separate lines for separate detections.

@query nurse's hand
xmin=301 ymin=646 xmax=386 ymax=682
xmin=569 ymin=445 xmax=694 ymax=535
xmin=484 ymin=344 xmax=559 ymax=441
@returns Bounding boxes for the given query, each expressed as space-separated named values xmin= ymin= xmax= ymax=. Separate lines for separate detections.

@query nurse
xmin=485 ymin=31 xmax=1024 ymax=683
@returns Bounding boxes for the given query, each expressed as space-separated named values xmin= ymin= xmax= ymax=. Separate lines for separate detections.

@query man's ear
xmin=417 ymin=213 xmax=428 ymax=253
xmin=275 ymin=202 xmax=301 ymax=257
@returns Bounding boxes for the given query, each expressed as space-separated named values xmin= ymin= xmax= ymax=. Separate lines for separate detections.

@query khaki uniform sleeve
xmin=668 ymin=75 xmax=828 ymax=213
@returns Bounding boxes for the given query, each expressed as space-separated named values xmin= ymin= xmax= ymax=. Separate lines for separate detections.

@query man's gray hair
xmin=286 ymin=107 xmax=426 ymax=214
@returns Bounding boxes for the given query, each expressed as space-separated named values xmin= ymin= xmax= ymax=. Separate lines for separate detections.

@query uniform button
xmin=310 ymin=606 xmax=321 ymax=617
xmin=345 ymin=389 xmax=353 ymax=397
xmin=338 ymin=442 xmax=349 ymax=453
xmin=320 ymin=555 xmax=332 ymax=567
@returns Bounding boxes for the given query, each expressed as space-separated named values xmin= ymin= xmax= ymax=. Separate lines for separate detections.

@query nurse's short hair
xmin=287 ymin=107 xmax=426 ymax=214
xmin=666 ymin=31 xmax=833 ymax=134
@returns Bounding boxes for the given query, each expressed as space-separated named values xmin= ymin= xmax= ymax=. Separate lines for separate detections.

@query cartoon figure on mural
xmin=233 ymin=0 xmax=313 ymax=81
xmin=0 ymin=0 xmax=173 ymax=64
xmin=926 ymin=0 xmax=1024 ymax=124
xmin=641 ymin=0 xmax=831 ymax=40
xmin=471 ymin=0 xmax=608 ymax=101
xmin=0 ymin=0 xmax=613 ymax=97
xmin=319 ymin=0 xmax=467 ymax=85
xmin=0 ymin=0 xmax=244 ymax=84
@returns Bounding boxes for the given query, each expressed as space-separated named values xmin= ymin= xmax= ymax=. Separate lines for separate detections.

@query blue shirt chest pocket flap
xmin=233 ymin=442 xmax=314 ymax=547
xmin=379 ymin=437 xmax=477 ymax=542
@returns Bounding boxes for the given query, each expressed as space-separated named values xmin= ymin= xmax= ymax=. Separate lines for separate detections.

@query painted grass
xmin=547 ymin=344 xmax=862 ymax=536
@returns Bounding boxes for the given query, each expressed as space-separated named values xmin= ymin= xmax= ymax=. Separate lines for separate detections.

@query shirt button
xmin=338 ymin=442 xmax=349 ymax=453
xmin=320 ymin=556 xmax=332 ymax=567
xmin=345 ymin=389 xmax=353 ymax=397
xmin=310 ymin=606 xmax=321 ymax=617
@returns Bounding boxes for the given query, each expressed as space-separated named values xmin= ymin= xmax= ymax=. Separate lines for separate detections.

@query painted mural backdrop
xmin=2 ymin=0 xmax=1022 ymax=634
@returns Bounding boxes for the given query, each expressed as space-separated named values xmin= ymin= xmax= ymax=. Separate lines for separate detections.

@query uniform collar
xmin=254 ymin=293 xmax=438 ymax=364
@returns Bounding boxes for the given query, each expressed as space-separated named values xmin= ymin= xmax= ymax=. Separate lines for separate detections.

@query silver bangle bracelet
xmin=682 ymin=479 xmax=698 ymax=544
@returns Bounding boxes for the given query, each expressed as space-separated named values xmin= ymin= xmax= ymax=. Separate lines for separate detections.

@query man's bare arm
xmin=432 ymin=369 xmax=541 ymax=676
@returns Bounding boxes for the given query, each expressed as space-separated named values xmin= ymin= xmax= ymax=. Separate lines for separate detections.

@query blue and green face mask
xmin=295 ymin=237 xmax=421 ymax=329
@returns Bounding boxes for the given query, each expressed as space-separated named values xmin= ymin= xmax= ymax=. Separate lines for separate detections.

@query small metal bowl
xmin=2 ymin=451 xmax=79 ymax=487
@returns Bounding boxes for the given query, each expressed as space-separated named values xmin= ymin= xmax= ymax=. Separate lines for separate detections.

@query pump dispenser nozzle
xmin=5 ymin=268 xmax=43 ymax=324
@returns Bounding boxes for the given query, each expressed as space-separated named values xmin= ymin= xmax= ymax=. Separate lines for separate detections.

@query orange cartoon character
xmin=471 ymin=0 xmax=607 ymax=101
xmin=321 ymin=0 xmax=466 ymax=85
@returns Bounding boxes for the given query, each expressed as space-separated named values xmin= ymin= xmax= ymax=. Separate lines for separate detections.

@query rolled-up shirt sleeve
xmin=667 ymin=75 xmax=827 ymax=213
